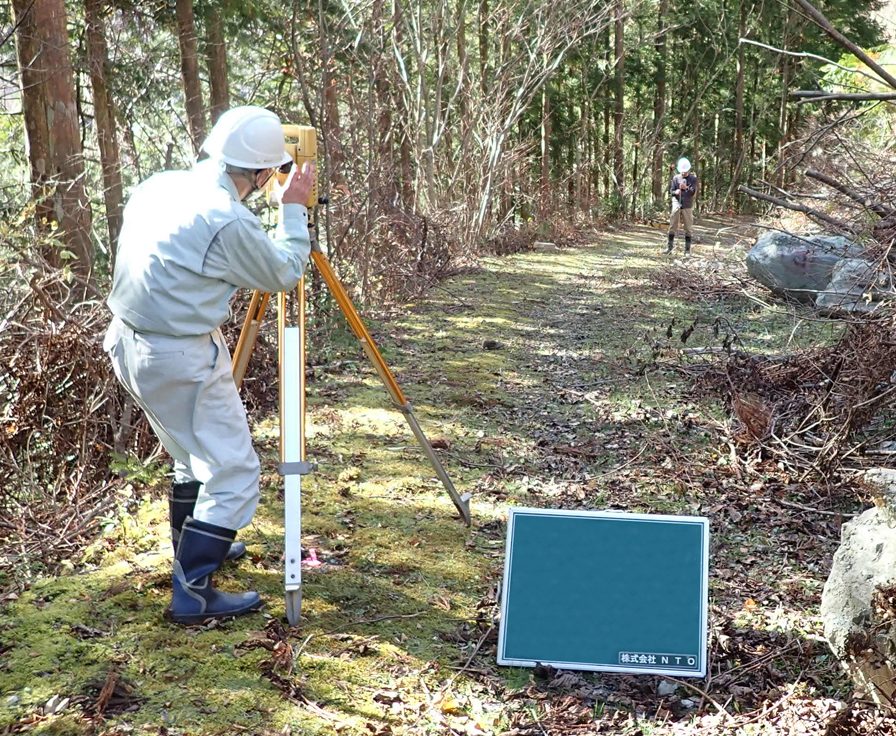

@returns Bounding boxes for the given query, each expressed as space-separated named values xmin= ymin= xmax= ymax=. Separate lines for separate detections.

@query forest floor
xmin=2 ymin=215 xmax=893 ymax=735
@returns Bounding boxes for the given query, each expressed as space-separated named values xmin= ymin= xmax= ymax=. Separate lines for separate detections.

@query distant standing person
xmin=665 ymin=158 xmax=697 ymax=255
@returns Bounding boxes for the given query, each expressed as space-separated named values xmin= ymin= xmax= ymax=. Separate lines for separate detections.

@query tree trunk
xmin=776 ymin=57 xmax=790 ymax=188
xmin=456 ymin=0 xmax=473 ymax=200
xmin=775 ymin=3 xmax=792 ymax=188
xmin=733 ymin=2 xmax=746 ymax=168
xmin=175 ymin=0 xmax=206 ymax=153
xmin=479 ymin=0 xmax=489 ymax=98
xmin=13 ymin=0 xmax=94 ymax=278
xmin=205 ymin=9 xmax=230 ymax=124
xmin=613 ymin=0 xmax=625 ymax=204
xmin=712 ymin=112 xmax=720 ymax=211
xmin=578 ymin=99 xmax=588 ymax=214
xmin=692 ymin=91 xmax=700 ymax=216
xmin=85 ymin=0 xmax=124 ymax=258
xmin=630 ymin=134 xmax=638 ymax=219
xmin=726 ymin=0 xmax=747 ymax=206
xmin=324 ymin=77 xmax=345 ymax=184
xmin=785 ymin=105 xmax=801 ymax=187
xmin=373 ymin=0 xmax=395 ymax=202
xmin=651 ymin=0 xmax=668 ymax=205
xmin=14 ymin=1 xmax=53 ymax=231
xmin=747 ymin=70 xmax=759 ymax=194
xmin=540 ymin=78 xmax=551 ymax=217
xmin=392 ymin=0 xmax=415 ymax=210
xmin=603 ymin=30 xmax=611 ymax=201
xmin=456 ymin=1 xmax=469 ymax=152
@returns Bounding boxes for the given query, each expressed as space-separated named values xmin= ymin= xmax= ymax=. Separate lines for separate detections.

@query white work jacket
xmin=108 ymin=159 xmax=311 ymax=336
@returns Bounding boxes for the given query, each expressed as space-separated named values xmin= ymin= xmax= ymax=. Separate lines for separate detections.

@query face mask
xmin=244 ymin=170 xmax=273 ymax=201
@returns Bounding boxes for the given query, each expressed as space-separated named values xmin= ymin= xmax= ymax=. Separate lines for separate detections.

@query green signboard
xmin=498 ymin=508 xmax=709 ymax=677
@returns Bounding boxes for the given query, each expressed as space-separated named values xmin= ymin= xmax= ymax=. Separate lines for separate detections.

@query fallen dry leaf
xmin=437 ymin=695 xmax=465 ymax=715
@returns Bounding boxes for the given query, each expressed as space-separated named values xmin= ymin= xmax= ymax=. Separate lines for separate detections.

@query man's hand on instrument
xmin=279 ymin=162 xmax=316 ymax=207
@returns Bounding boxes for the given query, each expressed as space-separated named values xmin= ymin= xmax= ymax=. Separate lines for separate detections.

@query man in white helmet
xmin=665 ymin=157 xmax=697 ymax=255
xmin=104 ymin=106 xmax=316 ymax=623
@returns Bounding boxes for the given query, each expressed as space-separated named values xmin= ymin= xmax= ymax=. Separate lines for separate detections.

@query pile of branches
xmin=649 ymin=262 xmax=747 ymax=302
xmin=483 ymin=218 xmax=593 ymax=256
xmin=705 ymin=320 xmax=896 ymax=478
xmin=324 ymin=199 xmax=457 ymax=305
xmin=0 ymin=261 xmax=154 ymax=591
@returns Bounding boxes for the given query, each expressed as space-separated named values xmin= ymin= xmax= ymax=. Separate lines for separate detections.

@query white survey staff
xmin=103 ymin=106 xmax=316 ymax=623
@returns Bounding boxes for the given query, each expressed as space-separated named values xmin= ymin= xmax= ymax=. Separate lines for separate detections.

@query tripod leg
xmin=233 ymin=291 xmax=271 ymax=389
xmin=309 ymin=250 xmax=472 ymax=527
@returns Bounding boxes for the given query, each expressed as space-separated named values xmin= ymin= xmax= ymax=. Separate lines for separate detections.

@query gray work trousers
xmin=668 ymin=200 xmax=694 ymax=236
xmin=104 ymin=317 xmax=261 ymax=530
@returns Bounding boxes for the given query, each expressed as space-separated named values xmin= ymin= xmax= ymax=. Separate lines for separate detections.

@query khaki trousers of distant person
xmin=668 ymin=200 xmax=694 ymax=236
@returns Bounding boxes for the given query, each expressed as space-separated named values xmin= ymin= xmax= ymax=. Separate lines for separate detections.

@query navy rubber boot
xmin=684 ymin=235 xmax=692 ymax=255
xmin=170 ymin=481 xmax=246 ymax=562
xmin=665 ymin=233 xmax=674 ymax=254
xmin=170 ymin=517 xmax=263 ymax=624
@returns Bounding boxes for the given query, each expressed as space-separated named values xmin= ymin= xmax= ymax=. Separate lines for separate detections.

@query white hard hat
xmin=677 ymin=157 xmax=691 ymax=173
xmin=201 ymin=106 xmax=293 ymax=169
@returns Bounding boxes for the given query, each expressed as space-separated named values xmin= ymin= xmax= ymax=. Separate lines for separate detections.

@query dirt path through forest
xmin=1 ymin=215 xmax=887 ymax=735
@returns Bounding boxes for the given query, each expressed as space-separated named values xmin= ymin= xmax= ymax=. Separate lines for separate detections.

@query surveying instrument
xmin=230 ymin=125 xmax=472 ymax=625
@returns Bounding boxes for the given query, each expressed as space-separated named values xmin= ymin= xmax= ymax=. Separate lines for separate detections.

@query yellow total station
xmin=268 ymin=124 xmax=318 ymax=209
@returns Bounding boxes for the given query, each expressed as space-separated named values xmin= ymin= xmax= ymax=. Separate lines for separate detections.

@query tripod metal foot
xmin=285 ymin=586 xmax=302 ymax=626
xmin=402 ymin=404 xmax=472 ymax=526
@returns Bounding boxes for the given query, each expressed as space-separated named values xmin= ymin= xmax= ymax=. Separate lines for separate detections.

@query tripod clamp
xmin=278 ymin=461 xmax=317 ymax=476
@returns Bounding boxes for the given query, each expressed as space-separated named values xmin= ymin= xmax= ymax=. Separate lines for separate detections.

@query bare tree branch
xmin=738 ymin=184 xmax=857 ymax=234
xmin=792 ymin=91 xmax=896 ymax=101
xmin=792 ymin=0 xmax=896 ymax=90
xmin=740 ymin=38 xmax=887 ymax=87
xmin=805 ymin=168 xmax=895 ymax=217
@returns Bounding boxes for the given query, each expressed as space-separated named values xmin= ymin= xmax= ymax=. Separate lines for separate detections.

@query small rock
xmin=6 ymin=695 xmax=20 ymax=707
xmin=42 ymin=695 xmax=69 ymax=716
xmin=681 ymin=698 xmax=696 ymax=708
xmin=658 ymin=680 xmax=677 ymax=697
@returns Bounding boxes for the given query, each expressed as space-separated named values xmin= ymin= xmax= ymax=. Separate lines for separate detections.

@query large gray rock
xmin=815 ymin=258 xmax=880 ymax=315
xmin=821 ymin=469 xmax=896 ymax=703
xmin=815 ymin=258 xmax=894 ymax=315
xmin=746 ymin=232 xmax=866 ymax=304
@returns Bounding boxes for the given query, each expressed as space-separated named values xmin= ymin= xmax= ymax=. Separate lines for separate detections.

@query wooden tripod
xmin=230 ymin=214 xmax=472 ymax=624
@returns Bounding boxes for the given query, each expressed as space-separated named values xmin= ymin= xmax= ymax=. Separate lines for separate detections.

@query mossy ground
xmin=0 ymin=217 xmax=869 ymax=735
